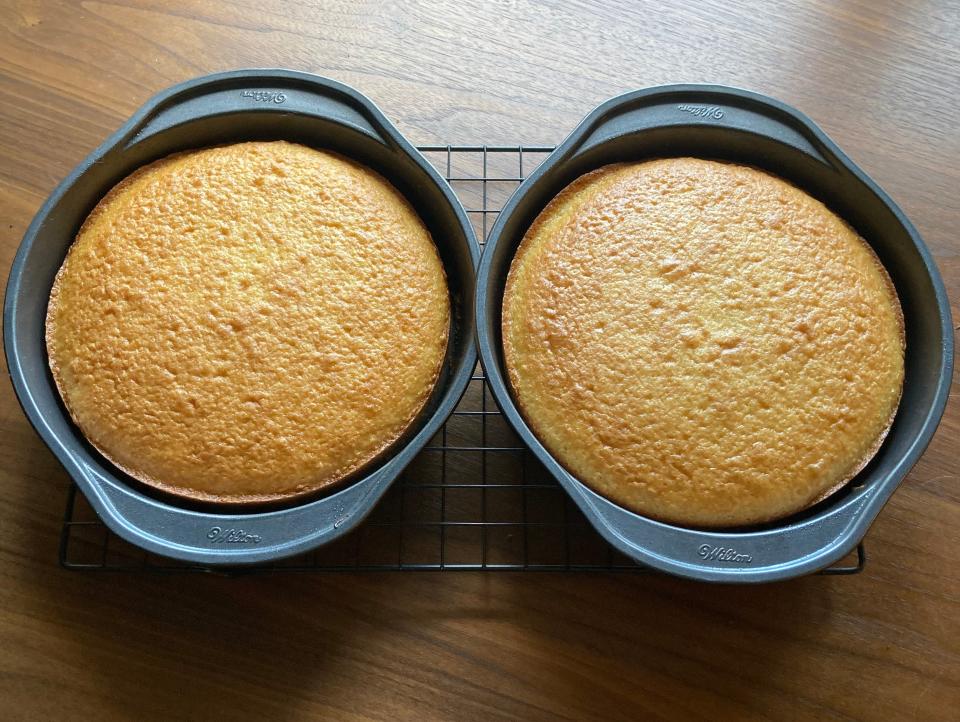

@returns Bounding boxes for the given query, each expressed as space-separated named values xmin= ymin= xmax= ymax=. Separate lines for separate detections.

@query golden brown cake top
xmin=47 ymin=141 xmax=449 ymax=503
xmin=502 ymin=158 xmax=904 ymax=527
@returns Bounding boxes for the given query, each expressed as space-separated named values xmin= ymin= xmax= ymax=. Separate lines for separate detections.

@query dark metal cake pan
xmin=476 ymin=84 xmax=953 ymax=582
xmin=5 ymin=69 xmax=479 ymax=565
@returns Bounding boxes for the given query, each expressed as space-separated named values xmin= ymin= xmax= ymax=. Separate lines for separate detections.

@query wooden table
xmin=1 ymin=2 xmax=957 ymax=719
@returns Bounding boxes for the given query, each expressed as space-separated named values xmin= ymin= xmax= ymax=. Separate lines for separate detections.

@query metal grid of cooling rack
xmin=59 ymin=145 xmax=866 ymax=575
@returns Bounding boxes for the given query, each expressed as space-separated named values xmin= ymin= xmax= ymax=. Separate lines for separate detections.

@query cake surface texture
xmin=47 ymin=141 xmax=449 ymax=503
xmin=502 ymin=157 xmax=904 ymax=527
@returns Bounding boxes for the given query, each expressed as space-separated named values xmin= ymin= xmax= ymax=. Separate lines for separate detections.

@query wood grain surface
xmin=1 ymin=1 xmax=958 ymax=720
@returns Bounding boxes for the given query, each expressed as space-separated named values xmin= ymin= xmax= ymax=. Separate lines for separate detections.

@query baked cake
xmin=502 ymin=157 xmax=904 ymax=527
xmin=47 ymin=141 xmax=449 ymax=504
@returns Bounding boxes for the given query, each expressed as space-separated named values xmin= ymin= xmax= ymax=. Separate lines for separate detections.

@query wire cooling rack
xmin=59 ymin=145 xmax=866 ymax=575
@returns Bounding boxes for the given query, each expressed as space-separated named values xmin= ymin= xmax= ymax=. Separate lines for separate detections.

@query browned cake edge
xmin=501 ymin=159 xmax=905 ymax=529
xmin=46 ymin=145 xmax=450 ymax=507
xmin=801 ymin=222 xmax=905 ymax=512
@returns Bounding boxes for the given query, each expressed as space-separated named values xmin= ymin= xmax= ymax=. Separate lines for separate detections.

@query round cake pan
xmin=5 ymin=69 xmax=480 ymax=566
xmin=476 ymin=85 xmax=953 ymax=583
